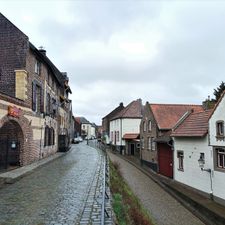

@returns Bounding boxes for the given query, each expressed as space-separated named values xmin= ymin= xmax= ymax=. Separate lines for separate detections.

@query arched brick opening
xmin=0 ymin=120 xmax=23 ymax=170
xmin=0 ymin=115 xmax=33 ymax=169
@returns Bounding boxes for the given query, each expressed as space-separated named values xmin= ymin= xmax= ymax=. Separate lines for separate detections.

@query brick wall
xmin=0 ymin=13 xmax=29 ymax=97
xmin=140 ymin=103 xmax=158 ymax=170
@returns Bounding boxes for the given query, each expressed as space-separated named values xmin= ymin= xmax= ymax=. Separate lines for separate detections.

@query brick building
xmin=0 ymin=13 xmax=72 ymax=170
xmin=140 ymin=102 xmax=203 ymax=175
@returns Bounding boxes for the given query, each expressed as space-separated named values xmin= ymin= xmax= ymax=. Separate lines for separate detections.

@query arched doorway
xmin=0 ymin=120 xmax=23 ymax=170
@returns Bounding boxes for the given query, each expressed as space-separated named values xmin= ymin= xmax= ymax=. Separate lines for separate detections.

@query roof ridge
xmin=150 ymin=103 xmax=202 ymax=106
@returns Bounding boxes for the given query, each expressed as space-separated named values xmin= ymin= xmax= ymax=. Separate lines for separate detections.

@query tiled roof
xmin=150 ymin=104 xmax=203 ymax=130
xmin=171 ymin=109 xmax=213 ymax=137
xmin=75 ymin=117 xmax=90 ymax=124
xmin=102 ymin=103 xmax=124 ymax=119
xmin=112 ymin=99 xmax=143 ymax=120
xmin=123 ymin=133 xmax=140 ymax=140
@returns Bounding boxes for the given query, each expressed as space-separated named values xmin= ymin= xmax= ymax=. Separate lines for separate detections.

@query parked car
xmin=78 ymin=137 xmax=83 ymax=142
xmin=72 ymin=137 xmax=80 ymax=144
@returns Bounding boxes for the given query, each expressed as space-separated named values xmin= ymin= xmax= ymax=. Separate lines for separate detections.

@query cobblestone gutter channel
xmin=76 ymin=145 xmax=113 ymax=225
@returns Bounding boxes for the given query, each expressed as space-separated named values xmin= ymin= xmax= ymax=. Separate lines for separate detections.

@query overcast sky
xmin=1 ymin=0 xmax=225 ymax=124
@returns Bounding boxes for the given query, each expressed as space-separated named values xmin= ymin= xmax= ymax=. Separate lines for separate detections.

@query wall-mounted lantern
xmin=198 ymin=153 xmax=213 ymax=199
xmin=198 ymin=153 xmax=211 ymax=173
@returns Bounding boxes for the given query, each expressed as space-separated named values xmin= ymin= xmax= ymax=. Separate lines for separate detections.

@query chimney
xmin=39 ymin=46 xmax=46 ymax=55
xmin=119 ymin=102 xmax=123 ymax=107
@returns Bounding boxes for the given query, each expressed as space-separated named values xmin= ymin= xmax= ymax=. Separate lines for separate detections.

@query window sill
xmin=216 ymin=136 xmax=225 ymax=141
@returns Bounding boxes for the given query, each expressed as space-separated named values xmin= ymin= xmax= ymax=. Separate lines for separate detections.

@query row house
xmin=109 ymin=99 xmax=143 ymax=155
xmin=102 ymin=102 xmax=124 ymax=144
xmin=172 ymin=91 xmax=225 ymax=205
xmin=140 ymin=103 xmax=203 ymax=174
xmin=0 ymin=13 xmax=72 ymax=170
xmin=74 ymin=117 xmax=95 ymax=139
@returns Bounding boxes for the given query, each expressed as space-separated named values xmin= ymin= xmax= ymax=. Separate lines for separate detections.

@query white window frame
xmin=216 ymin=121 xmax=224 ymax=136
xmin=35 ymin=60 xmax=41 ymax=75
xmin=217 ymin=148 xmax=225 ymax=169
xmin=177 ymin=151 xmax=184 ymax=171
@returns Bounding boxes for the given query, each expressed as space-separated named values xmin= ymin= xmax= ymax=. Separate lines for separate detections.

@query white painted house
xmin=171 ymin=110 xmax=214 ymax=197
xmin=209 ymin=92 xmax=225 ymax=204
xmin=109 ymin=99 xmax=142 ymax=154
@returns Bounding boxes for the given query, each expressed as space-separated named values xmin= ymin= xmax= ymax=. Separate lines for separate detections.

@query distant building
xmin=102 ymin=102 xmax=124 ymax=144
xmin=109 ymin=99 xmax=143 ymax=154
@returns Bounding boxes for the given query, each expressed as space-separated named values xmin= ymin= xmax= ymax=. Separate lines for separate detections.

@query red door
xmin=158 ymin=143 xmax=173 ymax=178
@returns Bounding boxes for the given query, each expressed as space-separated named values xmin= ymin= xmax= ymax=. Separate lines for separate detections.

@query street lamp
xmin=198 ymin=155 xmax=211 ymax=172
xmin=198 ymin=153 xmax=213 ymax=199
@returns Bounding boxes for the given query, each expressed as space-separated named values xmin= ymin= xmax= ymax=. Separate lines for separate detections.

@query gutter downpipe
xmin=120 ymin=118 xmax=122 ymax=154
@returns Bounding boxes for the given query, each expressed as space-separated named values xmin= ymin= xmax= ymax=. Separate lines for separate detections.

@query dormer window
xmin=35 ymin=60 xmax=41 ymax=75
xmin=216 ymin=121 xmax=224 ymax=138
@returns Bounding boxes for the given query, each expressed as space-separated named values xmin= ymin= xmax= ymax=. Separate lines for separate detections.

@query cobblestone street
xmin=0 ymin=143 xmax=110 ymax=225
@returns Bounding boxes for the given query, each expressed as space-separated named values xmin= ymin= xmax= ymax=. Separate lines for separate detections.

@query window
xmin=32 ymin=82 xmax=43 ymax=113
xmin=111 ymin=131 xmax=113 ymax=142
xmin=177 ymin=151 xmax=184 ymax=171
xmin=151 ymin=137 xmax=156 ymax=151
xmin=44 ymin=126 xmax=49 ymax=147
xmin=148 ymin=137 xmax=151 ymax=150
xmin=46 ymin=93 xmax=50 ymax=115
xmin=148 ymin=120 xmax=152 ymax=132
xmin=216 ymin=121 xmax=224 ymax=137
xmin=143 ymin=121 xmax=146 ymax=132
xmin=116 ymin=131 xmax=119 ymax=142
xmin=216 ymin=148 xmax=225 ymax=169
xmin=148 ymin=137 xmax=155 ymax=150
xmin=141 ymin=137 xmax=144 ymax=149
xmin=35 ymin=60 xmax=41 ymax=75
xmin=44 ymin=126 xmax=55 ymax=146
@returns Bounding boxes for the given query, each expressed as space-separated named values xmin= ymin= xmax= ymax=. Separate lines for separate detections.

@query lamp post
xmin=198 ymin=155 xmax=213 ymax=199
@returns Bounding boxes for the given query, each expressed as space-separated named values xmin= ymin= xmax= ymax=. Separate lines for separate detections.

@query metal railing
xmin=87 ymin=140 xmax=110 ymax=224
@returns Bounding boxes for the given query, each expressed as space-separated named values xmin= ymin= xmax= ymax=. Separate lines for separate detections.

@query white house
xmin=109 ymin=99 xmax=142 ymax=154
xmin=208 ymin=92 xmax=225 ymax=204
xmin=171 ymin=110 xmax=214 ymax=198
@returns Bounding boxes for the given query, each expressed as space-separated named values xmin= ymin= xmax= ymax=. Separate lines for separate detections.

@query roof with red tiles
xmin=150 ymin=104 xmax=204 ymax=130
xmin=75 ymin=117 xmax=90 ymax=124
xmin=171 ymin=109 xmax=213 ymax=137
xmin=112 ymin=99 xmax=143 ymax=120
xmin=123 ymin=133 xmax=140 ymax=140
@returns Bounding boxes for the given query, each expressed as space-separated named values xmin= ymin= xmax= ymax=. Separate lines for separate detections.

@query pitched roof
xmin=171 ymin=109 xmax=213 ymax=137
xmin=102 ymin=103 xmax=124 ymax=120
xmin=150 ymin=104 xmax=204 ymax=130
xmin=75 ymin=117 xmax=90 ymax=124
xmin=123 ymin=133 xmax=140 ymax=140
xmin=208 ymin=90 xmax=225 ymax=121
xmin=112 ymin=99 xmax=143 ymax=120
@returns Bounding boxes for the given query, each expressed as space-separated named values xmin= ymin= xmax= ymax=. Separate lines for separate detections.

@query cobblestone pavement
xmin=108 ymin=151 xmax=205 ymax=225
xmin=0 ymin=143 xmax=107 ymax=225
xmin=76 ymin=145 xmax=112 ymax=225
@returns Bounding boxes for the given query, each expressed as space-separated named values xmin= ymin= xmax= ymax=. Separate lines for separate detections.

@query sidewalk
xmin=108 ymin=150 xmax=225 ymax=225
xmin=0 ymin=152 xmax=65 ymax=187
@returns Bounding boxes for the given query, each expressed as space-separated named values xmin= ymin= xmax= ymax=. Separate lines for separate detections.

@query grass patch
xmin=110 ymin=161 xmax=154 ymax=225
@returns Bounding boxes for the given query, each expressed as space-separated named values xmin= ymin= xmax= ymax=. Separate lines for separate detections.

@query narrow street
xmin=0 ymin=143 xmax=106 ymax=225
xmin=108 ymin=151 xmax=205 ymax=225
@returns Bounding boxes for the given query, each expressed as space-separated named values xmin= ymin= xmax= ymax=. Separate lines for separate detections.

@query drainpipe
xmin=120 ymin=118 xmax=122 ymax=154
